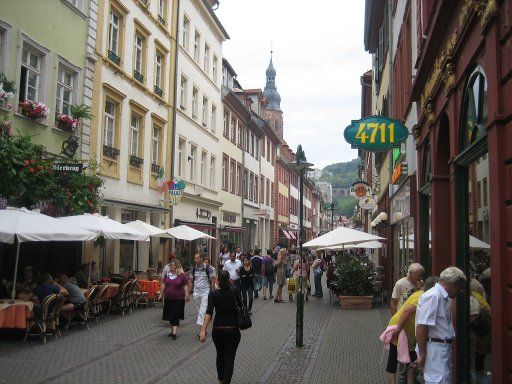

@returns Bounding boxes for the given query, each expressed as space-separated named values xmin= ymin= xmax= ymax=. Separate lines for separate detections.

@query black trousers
xmin=212 ymin=328 xmax=241 ymax=384
xmin=241 ymin=286 xmax=253 ymax=311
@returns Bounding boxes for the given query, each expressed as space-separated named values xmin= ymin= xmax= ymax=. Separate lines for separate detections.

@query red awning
xmin=288 ymin=231 xmax=296 ymax=240
xmin=280 ymin=229 xmax=292 ymax=239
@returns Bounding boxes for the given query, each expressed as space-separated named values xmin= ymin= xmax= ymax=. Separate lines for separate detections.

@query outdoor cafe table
xmin=0 ymin=300 xmax=34 ymax=329
xmin=99 ymin=283 xmax=119 ymax=302
xmin=138 ymin=280 xmax=160 ymax=300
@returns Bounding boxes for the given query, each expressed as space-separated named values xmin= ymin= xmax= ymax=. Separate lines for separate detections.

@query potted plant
xmin=56 ymin=113 xmax=79 ymax=131
xmin=70 ymin=103 xmax=94 ymax=121
xmin=332 ymin=252 xmax=374 ymax=309
xmin=20 ymin=100 xmax=50 ymax=122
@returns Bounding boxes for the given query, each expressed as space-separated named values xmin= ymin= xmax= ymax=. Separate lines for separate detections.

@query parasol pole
xmin=11 ymin=238 xmax=21 ymax=300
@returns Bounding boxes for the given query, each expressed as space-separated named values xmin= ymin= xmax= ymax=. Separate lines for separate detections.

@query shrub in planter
xmin=332 ymin=252 xmax=374 ymax=302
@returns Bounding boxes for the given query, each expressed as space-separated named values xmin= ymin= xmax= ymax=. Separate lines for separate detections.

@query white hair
xmin=407 ymin=263 xmax=425 ymax=276
xmin=440 ymin=267 xmax=467 ymax=284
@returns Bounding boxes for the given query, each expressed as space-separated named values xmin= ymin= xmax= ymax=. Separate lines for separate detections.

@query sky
xmin=215 ymin=0 xmax=371 ymax=169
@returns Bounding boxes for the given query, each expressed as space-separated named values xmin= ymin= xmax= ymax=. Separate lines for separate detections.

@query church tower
xmin=263 ymin=52 xmax=284 ymax=138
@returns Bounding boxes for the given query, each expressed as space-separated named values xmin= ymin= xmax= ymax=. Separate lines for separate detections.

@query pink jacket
xmin=379 ymin=325 xmax=411 ymax=363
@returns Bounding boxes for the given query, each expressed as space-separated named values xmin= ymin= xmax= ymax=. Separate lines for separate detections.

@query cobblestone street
xmin=0 ymin=280 xmax=390 ymax=384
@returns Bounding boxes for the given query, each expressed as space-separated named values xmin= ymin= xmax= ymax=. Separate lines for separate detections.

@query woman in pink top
xmin=161 ymin=260 xmax=190 ymax=339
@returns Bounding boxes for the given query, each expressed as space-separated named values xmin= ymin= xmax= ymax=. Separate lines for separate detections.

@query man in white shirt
xmin=390 ymin=262 xmax=424 ymax=314
xmin=223 ymin=252 xmax=242 ymax=286
xmin=415 ymin=266 xmax=466 ymax=384
xmin=189 ymin=253 xmax=215 ymax=336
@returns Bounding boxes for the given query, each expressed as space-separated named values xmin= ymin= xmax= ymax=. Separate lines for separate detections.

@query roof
xmin=204 ymin=0 xmax=229 ymax=40
xmin=364 ymin=0 xmax=385 ymax=53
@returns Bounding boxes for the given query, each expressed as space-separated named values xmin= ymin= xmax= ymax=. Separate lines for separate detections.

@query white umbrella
xmin=469 ymin=235 xmax=490 ymax=250
xmin=303 ymin=226 xmax=385 ymax=249
xmin=57 ymin=213 xmax=149 ymax=241
xmin=316 ymin=240 xmax=384 ymax=251
xmin=0 ymin=207 xmax=97 ymax=299
xmin=125 ymin=220 xmax=172 ymax=238
xmin=165 ymin=225 xmax=216 ymax=241
xmin=125 ymin=220 xmax=171 ymax=271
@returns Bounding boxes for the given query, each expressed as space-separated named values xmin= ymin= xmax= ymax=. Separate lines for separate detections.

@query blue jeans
xmin=253 ymin=274 xmax=262 ymax=292
xmin=314 ymin=271 xmax=323 ymax=297
xmin=241 ymin=285 xmax=254 ymax=311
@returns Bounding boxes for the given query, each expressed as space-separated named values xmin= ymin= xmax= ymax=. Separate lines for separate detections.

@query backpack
xmin=264 ymin=259 xmax=275 ymax=275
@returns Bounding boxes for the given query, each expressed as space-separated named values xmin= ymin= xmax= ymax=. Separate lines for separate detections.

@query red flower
xmin=29 ymin=167 xmax=35 ymax=173
xmin=29 ymin=159 xmax=35 ymax=164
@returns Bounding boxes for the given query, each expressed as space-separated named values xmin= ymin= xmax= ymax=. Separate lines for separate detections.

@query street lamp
xmin=290 ymin=144 xmax=313 ymax=348
xmin=326 ymin=201 xmax=339 ymax=231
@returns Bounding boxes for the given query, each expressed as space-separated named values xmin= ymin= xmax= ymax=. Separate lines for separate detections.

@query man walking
xmin=415 ymin=266 xmax=467 ymax=384
xmin=189 ymin=253 xmax=215 ymax=337
xmin=223 ymin=251 xmax=242 ymax=287
xmin=250 ymin=249 xmax=263 ymax=298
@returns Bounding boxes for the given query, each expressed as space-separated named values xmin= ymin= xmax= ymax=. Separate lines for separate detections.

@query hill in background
xmin=317 ymin=158 xmax=360 ymax=217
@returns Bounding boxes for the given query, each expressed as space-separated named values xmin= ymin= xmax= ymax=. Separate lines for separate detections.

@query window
xmin=237 ymin=123 xmax=242 ymax=147
xmin=271 ymin=182 xmax=274 ymax=207
xmin=204 ymin=43 xmax=210 ymax=72
xmin=104 ymin=99 xmax=116 ymax=146
xmin=243 ymin=169 xmax=248 ymax=198
xmin=255 ymin=174 xmax=258 ymax=203
xmin=254 ymin=135 xmax=258 ymax=158
xmin=223 ymin=109 xmax=228 ymax=137
xmin=477 ymin=181 xmax=481 ymax=208
xmin=200 ymin=151 xmax=206 ymax=185
xmin=267 ymin=139 xmax=271 ymax=162
xmin=151 ymin=124 xmax=160 ymax=166
xmin=180 ymin=75 xmax=187 ymax=109
xmin=56 ymin=65 xmax=74 ymax=115
xmin=261 ymin=137 xmax=266 ymax=158
xmin=461 ymin=67 xmax=488 ymax=150
xmin=260 ymin=176 xmax=265 ymax=203
xmin=249 ymin=132 xmax=254 ymax=156
xmin=157 ymin=0 xmax=166 ymax=24
xmin=230 ymin=159 xmax=235 ymax=194
xmin=249 ymin=172 xmax=254 ymax=201
xmin=154 ymin=50 xmax=164 ymax=94
xmin=244 ymin=128 xmax=249 ymax=151
xmin=182 ymin=16 xmax=190 ymax=50
xmin=194 ymin=30 xmax=200 ymax=62
xmin=178 ymin=138 xmax=185 ymax=177
xmin=202 ymin=95 xmax=208 ymax=126
xmin=482 ymin=177 xmax=487 ymax=206
xmin=130 ymin=114 xmax=140 ymax=156
xmin=20 ymin=47 xmax=41 ymax=102
xmin=108 ymin=9 xmax=121 ymax=63
xmin=222 ymin=155 xmax=228 ymax=191
xmin=266 ymin=179 xmax=270 ymax=205
xmin=209 ymin=156 xmax=215 ymax=189
xmin=189 ymin=145 xmax=196 ymax=181
xmin=236 ymin=163 xmax=241 ymax=196
xmin=211 ymin=104 xmax=217 ymax=132
xmin=134 ymin=34 xmax=144 ymax=77
xmin=192 ymin=86 xmax=198 ymax=118
xmin=212 ymin=55 xmax=218 ymax=82
xmin=230 ymin=116 xmax=236 ymax=143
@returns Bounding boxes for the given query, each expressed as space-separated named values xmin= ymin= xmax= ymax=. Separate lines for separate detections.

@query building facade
xmin=172 ymin=0 xmax=228 ymax=266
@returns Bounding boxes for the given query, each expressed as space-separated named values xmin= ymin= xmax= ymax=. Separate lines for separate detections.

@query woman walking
xmin=161 ymin=260 xmax=190 ymax=339
xmin=292 ymin=253 xmax=310 ymax=301
xmin=239 ymin=255 xmax=254 ymax=314
xmin=274 ymin=248 xmax=287 ymax=303
xmin=199 ymin=270 xmax=241 ymax=384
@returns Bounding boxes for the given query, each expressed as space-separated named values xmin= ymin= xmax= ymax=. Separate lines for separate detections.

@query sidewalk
xmin=0 ymin=278 xmax=390 ymax=384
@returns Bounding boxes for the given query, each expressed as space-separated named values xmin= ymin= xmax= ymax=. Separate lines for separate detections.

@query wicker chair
xmin=24 ymin=294 xmax=65 ymax=344
xmin=110 ymin=280 xmax=133 ymax=316
xmin=132 ymin=279 xmax=149 ymax=309
xmin=91 ymin=284 xmax=109 ymax=322
xmin=66 ymin=286 xmax=95 ymax=330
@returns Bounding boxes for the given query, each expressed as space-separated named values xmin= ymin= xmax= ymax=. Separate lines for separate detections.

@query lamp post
xmin=291 ymin=145 xmax=313 ymax=348
xmin=326 ymin=202 xmax=339 ymax=231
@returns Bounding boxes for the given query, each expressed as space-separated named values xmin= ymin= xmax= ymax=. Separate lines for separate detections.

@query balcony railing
xmin=133 ymin=70 xmax=144 ymax=83
xmin=103 ymin=145 xmax=120 ymax=159
xmin=154 ymin=85 xmax=163 ymax=97
xmin=108 ymin=50 xmax=121 ymax=66
xmin=151 ymin=163 xmax=160 ymax=173
xmin=130 ymin=155 xmax=144 ymax=168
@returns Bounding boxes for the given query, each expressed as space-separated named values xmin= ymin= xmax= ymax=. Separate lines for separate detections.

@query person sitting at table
xmin=32 ymin=273 xmax=68 ymax=306
xmin=56 ymin=273 xmax=86 ymax=316
xmin=76 ymin=264 xmax=90 ymax=289
xmin=90 ymin=262 xmax=100 ymax=285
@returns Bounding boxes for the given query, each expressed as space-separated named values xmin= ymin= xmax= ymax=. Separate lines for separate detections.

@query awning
xmin=223 ymin=226 xmax=245 ymax=233
xmin=175 ymin=220 xmax=216 ymax=232
xmin=288 ymin=231 xmax=296 ymax=240
xmin=280 ymin=229 xmax=292 ymax=239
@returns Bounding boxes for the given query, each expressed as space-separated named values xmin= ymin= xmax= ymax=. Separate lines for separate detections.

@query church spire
xmin=263 ymin=51 xmax=281 ymax=111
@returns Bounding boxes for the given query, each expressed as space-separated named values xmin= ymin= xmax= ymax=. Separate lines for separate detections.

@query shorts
xmin=262 ymin=274 xmax=275 ymax=288
xmin=386 ymin=343 xmax=417 ymax=373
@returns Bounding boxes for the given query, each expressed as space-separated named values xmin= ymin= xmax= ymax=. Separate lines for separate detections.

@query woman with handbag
xmin=239 ymin=255 xmax=254 ymax=314
xmin=199 ymin=270 xmax=243 ymax=384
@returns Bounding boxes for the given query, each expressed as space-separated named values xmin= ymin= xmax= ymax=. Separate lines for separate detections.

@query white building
xmin=91 ymin=0 xmax=176 ymax=274
xmin=316 ymin=181 xmax=333 ymax=204
xmin=307 ymin=168 xmax=322 ymax=180
xmin=172 ymin=0 xmax=228 ymax=265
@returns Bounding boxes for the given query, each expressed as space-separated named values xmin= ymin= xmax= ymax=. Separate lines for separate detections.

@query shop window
xmin=460 ymin=67 xmax=488 ymax=151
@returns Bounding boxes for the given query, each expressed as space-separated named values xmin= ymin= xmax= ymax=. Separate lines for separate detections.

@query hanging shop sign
xmin=167 ymin=178 xmax=186 ymax=205
xmin=350 ymin=181 xmax=371 ymax=199
xmin=196 ymin=208 xmax=212 ymax=220
xmin=358 ymin=196 xmax=377 ymax=210
xmin=343 ymin=115 xmax=409 ymax=151
xmin=391 ymin=162 xmax=408 ymax=185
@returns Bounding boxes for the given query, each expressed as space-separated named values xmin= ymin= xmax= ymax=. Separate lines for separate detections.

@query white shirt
xmin=235 ymin=252 xmax=242 ymax=259
xmin=219 ymin=252 xmax=230 ymax=266
xmin=223 ymin=259 xmax=242 ymax=280
xmin=416 ymin=283 xmax=456 ymax=340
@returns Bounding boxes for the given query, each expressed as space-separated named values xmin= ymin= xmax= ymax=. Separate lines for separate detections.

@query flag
xmin=156 ymin=167 xmax=166 ymax=194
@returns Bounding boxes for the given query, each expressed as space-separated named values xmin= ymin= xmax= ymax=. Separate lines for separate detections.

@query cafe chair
xmin=132 ymin=279 xmax=149 ymax=309
xmin=91 ymin=284 xmax=109 ymax=322
xmin=110 ymin=280 xmax=133 ymax=316
xmin=66 ymin=287 xmax=96 ymax=330
xmin=24 ymin=293 xmax=64 ymax=344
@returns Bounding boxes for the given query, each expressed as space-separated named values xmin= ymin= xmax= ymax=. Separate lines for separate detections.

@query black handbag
xmin=231 ymin=289 xmax=252 ymax=330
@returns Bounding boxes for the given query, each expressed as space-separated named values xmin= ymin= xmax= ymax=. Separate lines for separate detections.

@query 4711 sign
xmin=343 ymin=116 xmax=408 ymax=151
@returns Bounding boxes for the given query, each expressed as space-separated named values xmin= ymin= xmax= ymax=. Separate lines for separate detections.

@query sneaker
xmin=263 ymin=297 xmax=267 ymax=300
xmin=171 ymin=333 xmax=177 ymax=340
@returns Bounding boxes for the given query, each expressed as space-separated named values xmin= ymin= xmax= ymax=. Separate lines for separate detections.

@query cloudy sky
xmin=215 ymin=1 xmax=371 ymax=169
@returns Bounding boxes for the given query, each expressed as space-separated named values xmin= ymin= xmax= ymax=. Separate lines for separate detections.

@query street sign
xmin=350 ymin=181 xmax=371 ymax=199
xmin=52 ymin=163 xmax=83 ymax=173
xmin=343 ymin=115 xmax=409 ymax=151
xmin=358 ymin=196 xmax=377 ymax=210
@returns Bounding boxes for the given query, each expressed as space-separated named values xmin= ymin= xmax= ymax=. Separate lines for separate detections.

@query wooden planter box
xmin=338 ymin=295 xmax=373 ymax=309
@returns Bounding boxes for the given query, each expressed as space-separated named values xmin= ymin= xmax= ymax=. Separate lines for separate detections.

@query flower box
xmin=20 ymin=100 xmax=49 ymax=121
xmin=56 ymin=113 xmax=79 ymax=132
xmin=338 ymin=295 xmax=373 ymax=309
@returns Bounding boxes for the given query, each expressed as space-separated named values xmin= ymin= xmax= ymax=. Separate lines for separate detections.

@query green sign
xmin=344 ymin=115 xmax=408 ymax=152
